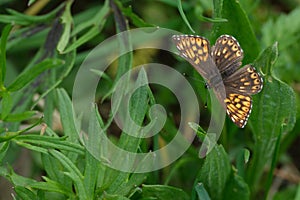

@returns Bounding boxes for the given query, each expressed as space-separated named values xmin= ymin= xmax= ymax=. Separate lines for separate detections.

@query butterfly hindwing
xmin=224 ymin=64 xmax=263 ymax=95
xmin=224 ymin=93 xmax=252 ymax=128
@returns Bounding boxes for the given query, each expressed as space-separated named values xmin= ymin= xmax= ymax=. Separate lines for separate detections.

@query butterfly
xmin=172 ymin=34 xmax=263 ymax=128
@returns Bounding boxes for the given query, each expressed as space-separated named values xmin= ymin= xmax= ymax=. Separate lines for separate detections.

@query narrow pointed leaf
xmin=7 ymin=59 xmax=63 ymax=92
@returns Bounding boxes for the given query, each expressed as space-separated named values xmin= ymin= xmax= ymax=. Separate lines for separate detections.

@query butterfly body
xmin=172 ymin=34 xmax=263 ymax=128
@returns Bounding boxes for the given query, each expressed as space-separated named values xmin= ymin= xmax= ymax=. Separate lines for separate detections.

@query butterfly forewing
xmin=212 ymin=35 xmax=244 ymax=77
xmin=172 ymin=35 xmax=220 ymax=81
xmin=172 ymin=35 xmax=210 ymax=62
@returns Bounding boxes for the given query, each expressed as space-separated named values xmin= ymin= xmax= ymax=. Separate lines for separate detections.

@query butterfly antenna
xmin=183 ymin=73 xmax=209 ymax=108
xmin=182 ymin=73 xmax=205 ymax=84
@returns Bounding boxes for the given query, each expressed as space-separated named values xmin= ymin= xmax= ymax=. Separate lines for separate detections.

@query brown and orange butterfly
xmin=172 ymin=34 xmax=263 ymax=128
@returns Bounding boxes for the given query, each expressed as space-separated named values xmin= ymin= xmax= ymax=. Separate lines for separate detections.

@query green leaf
xmin=189 ymin=122 xmax=209 ymax=142
xmin=116 ymin=1 xmax=154 ymax=27
xmin=57 ymin=0 xmax=74 ymax=53
xmin=43 ymin=88 xmax=55 ymax=126
xmin=29 ymin=177 xmax=74 ymax=197
xmin=265 ymin=126 xmax=282 ymax=199
xmin=247 ymin=43 xmax=296 ymax=192
xmin=0 ymin=24 xmax=12 ymax=89
xmin=244 ymin=149 xmax=250 ymax=164
xmin=1 ymin=91 xmax=12 ymax=119
xmin=65 ymin=26 xmax=100 ymax=54
xmin=223 ymin=172 xmax=250 ymax=200
xmin=0 ymin=117 xmax=43 ymax=142
xmin=197 ymin=145 xmax=231 ymax=200
xmin=2 ymin=5 xmax=64 ymax=25
xmin=0 ymin=142 xmax=9 ymax=163
xmin=85 ymin=104 xmax=110 ymax=164
xmin=7 ymin=58 xmax=64 ymax=92
xmin=15 ymin=134 xmax=85 ymax=155
xmin=56 ymin=88 xmax=79 ymax=143
xmin=83 ymin=151 xmax=100 ymax=200
xmin=31 ymin=49 xmax=76 ymax=109
xmin=71 ymin=0 xmax=109 ymax=36
xmin=236 ymin=148 xmax=250 ymax=178
xmin=63 ymin=0 xmax=110 ymax=53
xmin=49 ymin=149 xmax=87 ymax=200
xmin=14 ymin=186 xmax=37 ymax=200
xmin=14 ymin=141 xmax=49 ymax=154
xmin=195 ymin=183 xmax=211 ymax=200
xmin=27 ymin=0 xmax=36 ymax=6
xmin=105 ymin=69 xmax=150 ymax=194
xmin=176 ymin=0 xmax=195 ymax=33
xmin=0 ymin=131 xmax=19 ymax=143
xmin=142 ymin=185 xmax=189 ymax=200
xmin=50 ymin=151 xmax=83 ymax=179
xmin=6 ymin=25 xmax=47 ymax=51
xmin=4 ymin=111 xmax=36 ymax=122
xmin=197 ymin=15 xmax=227 ymax=23
xmin=41 ymin=153 xmax=72 ymax=191
xmin=84 ymin=105 xmax=109 ymax=188
xmin=103 ymin=193 xmax=130 ymax=200
xmin=213 ymin=0 xmax=223 ymax=18
xmin=115 ymin=68 xmax=149 ymax=151
xmin=212 ymin=0 xmax=259 ymax=64
xmin=117 ymin=173 xmax=147 ymax=196
xmin=0 ymin=15 xmax=29 ymax=26
xmin=188 ymin=122 xmax=217 ymax=158
xmin=101 ymin=3 xmax=132 ymax=102
xmin=8 ymin=168 xmax=38 ymax=187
